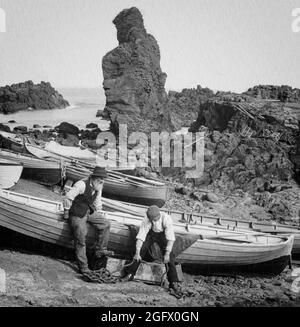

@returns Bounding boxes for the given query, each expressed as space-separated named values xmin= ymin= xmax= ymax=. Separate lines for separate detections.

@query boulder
xmin=175 ymin=184 xmax=190 ymax=195
xmin=56 ymin=122 xmax=79 ymax=136
xmin=0 ymin=123 xmax=10 ymax=132
xmin=80 ymin=128 xmax=101 ymax=140
xmin=86 ymin=123 xmax=98 ymax=129
xmin=33 ymin=124 xmax=41 ymax=128
xmin=205 ymin=192 xmax=219 ymax=203
xmin=13 ymin=126 xmax=27 ymax=133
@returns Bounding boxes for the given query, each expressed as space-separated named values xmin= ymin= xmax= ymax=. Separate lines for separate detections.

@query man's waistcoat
xmin=69 ymin=179 xmax=98 ymax=218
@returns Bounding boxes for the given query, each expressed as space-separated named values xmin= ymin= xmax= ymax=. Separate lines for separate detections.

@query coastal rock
xmin=0 ymin=124 xmax=10 ymax=132
xmin=33 ymin=124 xmax=41 ymax=128
xmin=102 ymin=7 xmax=171 ymax=134
xmin=175 ymin=184 xmax=190 ymax=195
xmin=13 ymin=126 xmax=27 ymax=133
xmin=86 ymin=123 xmax=98 ymax=129
xmin=56 ymin=122 xmax=79 ymax=136
xmin=205 ymin=192 xmax=219 ymax=203
xmin=189 ymin=101 xmax=235 ymax=132
xmin=243 ymin=85 xmax=300 ymax=102
xmin=186 ymin=99 xmax=299 ymax=220
xmin=164 ymin=86 xmax=215 ymax=130
xmin=80 ymin=128 xmax=101 ymax=140
xmin=0 ymin=81 xmax=69 ymax=114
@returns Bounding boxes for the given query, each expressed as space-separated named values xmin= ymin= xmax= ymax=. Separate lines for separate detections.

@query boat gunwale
xmin=0 ymin=190 xmax=293 ymax=249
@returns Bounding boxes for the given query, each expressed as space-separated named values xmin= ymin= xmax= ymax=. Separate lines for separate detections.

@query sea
xmin=0 ymin=88 xmax=110 ymax=131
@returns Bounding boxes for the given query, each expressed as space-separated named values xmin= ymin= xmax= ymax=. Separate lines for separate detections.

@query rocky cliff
xmin=0 ymin=81 xmax=69 ymax=114
xmin=101 ymin=7 xmax=171 ymax=134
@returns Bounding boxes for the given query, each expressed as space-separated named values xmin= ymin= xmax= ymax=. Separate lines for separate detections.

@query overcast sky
xmin=0 ymin=0 xmax=299 ymax=93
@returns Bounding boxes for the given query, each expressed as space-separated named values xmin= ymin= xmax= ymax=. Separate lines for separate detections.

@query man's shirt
xmin=66 ymin=180 xmax=103 ymax=212
xmin=136 ymin=212 xmax=176 ymax=246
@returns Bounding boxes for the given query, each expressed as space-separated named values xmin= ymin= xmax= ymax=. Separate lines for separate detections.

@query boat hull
xmin=0 ymin=190 xmax=294 ymax=275
xmin=22 ymin=168 xmax=62 ymax=186
xmin=102 ymin=197 xmax=300 ymax=256
xmin=0 ymin=149 xmax=62 ymax=186
xmin=66 ymin=167 xmax=168 ymax=207
xmin=182 ymin=255 xmax=290 ymax=275
xmin=0 ymin=161 xmax=23 ymax=189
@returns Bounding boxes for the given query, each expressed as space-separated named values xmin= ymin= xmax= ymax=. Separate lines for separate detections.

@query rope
xmin=81 ymin=268 xmax=119 ymax=284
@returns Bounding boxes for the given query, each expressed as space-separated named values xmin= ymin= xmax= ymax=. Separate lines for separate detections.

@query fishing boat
xmin=0 ymin=189 xmax=294 ymax=275
xmin=0 ymin=149 xmax=62 ymax=186
xmin=25 ymin=143 xmax=169 ymax=206
xmin=0 ymin=131 xmax=25 ymax=153
xmin=0 ymin=159 xmax=23 ymax=189
xmin=101 ymin=197 xmax=300 ymax=256
xmin=65 ymin=165 xmax=168 ymax=207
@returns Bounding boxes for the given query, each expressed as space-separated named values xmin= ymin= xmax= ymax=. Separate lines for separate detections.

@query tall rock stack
xmin=102 ymin=7 xmax=171 ymax=134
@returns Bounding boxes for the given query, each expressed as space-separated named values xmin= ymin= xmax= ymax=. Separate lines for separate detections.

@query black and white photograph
xmin=0 ymin=0 xmax=300 ymax=312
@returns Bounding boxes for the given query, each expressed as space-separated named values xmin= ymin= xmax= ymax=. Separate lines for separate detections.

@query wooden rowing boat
xmin=65 ymin=166 xmax=168 ymax=207
xmin=0 ymin=131 xmax=25 ymax=153
xmin=0 ymin=149 xmax=62 ymax=186
xmin=25 ymin=143 xmax=169 ymax=206
xmin=101 ymin=197 xmax=300 ymax=256
xmin=0 ymin=159 xmax=23 ymax=189
xmin=0 ymin=189 xmax=294 ymax=275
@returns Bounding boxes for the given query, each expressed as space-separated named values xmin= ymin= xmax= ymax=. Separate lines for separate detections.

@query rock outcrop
xmin=189 ymin=100 xmax=299 ymax=195
xmin=102 ymin=7 xmax=171 ymax=134
xmin=243 ymin=85 xmax=300 ymax=102
xmin=0 ymin=81 xmax=69 ymax=114
xmin=164 ymin=85 xmax=215 ymax=130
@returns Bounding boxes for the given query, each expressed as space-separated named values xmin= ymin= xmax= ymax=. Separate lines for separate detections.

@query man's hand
xmin=63 ymin=197 xmax=72 ymax=209
xmin=134 ymin=253 xmax=142 ymax=262
xmin=164 ymin=252 xmax=170 ymax=264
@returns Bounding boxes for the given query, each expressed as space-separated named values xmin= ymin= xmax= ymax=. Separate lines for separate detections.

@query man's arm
xmin=65 ymin=180 xmax=86 ymax=203
xmin=163 ymin=215 xmax=176 ymax=263
xmin=93 ymin=184 xmax=103 ymax=212
xmin=134 ymin=217 xmax=151 ymax=261
xmin=63 ymin=181 xmax=86 ymax=218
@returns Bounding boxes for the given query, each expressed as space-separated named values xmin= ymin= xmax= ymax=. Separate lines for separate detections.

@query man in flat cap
xmin=63 ymin=166 xmax=113 ymax=274
xmin=122 ymin=205 xmax=181 ymax=292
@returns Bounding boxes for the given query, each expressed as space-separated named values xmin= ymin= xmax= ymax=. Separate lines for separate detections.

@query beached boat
xmin=101 ymin=197 xmax=300 ymax=256
xmin=0 ymin=131 xmax=25 ymax=153
xmin=0 ymin=149 xmax=62 ymax=186
xmin=0 ymin=189 xmax=294 ymax=275
xmin=25 ymin=143 xmax=169 ymax=206
xmin=65 ymin=165 xmax=168 ymax=207
xmin=0 ymin=159 xmax=23 ymax=189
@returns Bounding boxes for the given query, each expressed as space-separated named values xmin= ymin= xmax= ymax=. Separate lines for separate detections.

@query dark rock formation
xmin=80 ymin=127 xmax=101 ymax=140
xmin=243 ymin=85 xmax=300 ymax=102
xmin=189 ymin=100 xmax=299 ymax=195
xmin=189 ymin=101 xmax=235 ymax=132
xmin=0 ymin=81 xmax=69 ymax=114
xmin=161 ymin=86 xmax=255 ymax=131
xmin=102 ymin=7 xmax=171 ymax=134
xmin=13 ymin=126 xmax=27 ymax=133
xmin=86 ymin=123 xmax=98 ymax=129
xmin=55 ymin=122 xmax=79 ymax=136
xmin=164 ymin=86 xmax=215 ymax=130
xmin=0 ymin=123 xmax=10 ymax=132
